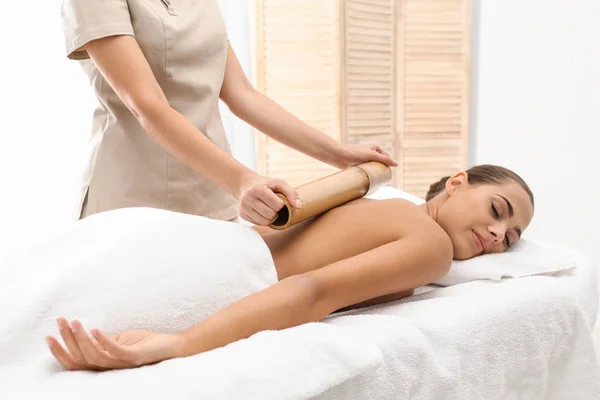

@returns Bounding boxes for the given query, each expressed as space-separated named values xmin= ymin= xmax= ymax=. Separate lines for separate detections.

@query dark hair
xmin=425 ymin=164 xmax=534 ymax=207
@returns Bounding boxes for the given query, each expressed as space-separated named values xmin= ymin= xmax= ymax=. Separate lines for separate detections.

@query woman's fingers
xmin=70 ymin=320 xmax=130 ymax=369
xmin=92 ymin=338 xmax=106 ymax=352
xmin=91 ymin=329 xmax=137 ymax=364
xmin=56 ymin=317 xmax=88 ymax=365
xmin=45 ymin=336 xmax=84 ymax=371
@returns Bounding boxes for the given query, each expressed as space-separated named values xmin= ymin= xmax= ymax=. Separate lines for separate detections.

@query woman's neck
xmin=419 ymin=198 xmax=441 ymax=223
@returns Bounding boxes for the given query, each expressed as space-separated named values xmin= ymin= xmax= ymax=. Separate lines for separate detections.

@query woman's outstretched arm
xmin=175 ymin=228 xmax=451 ymax=357
xmin=46 ymin=221 xmax=451 ymax=370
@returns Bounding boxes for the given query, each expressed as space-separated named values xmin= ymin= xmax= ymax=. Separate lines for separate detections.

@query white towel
xmin=0 ymin=207 xmax=381 ymax=399
xmin=433 ymin=237 xmax=579 ymax=286
xmin=2 ymin=323 xmax=383 ymax=400
xmin=317 ymin=261 xmax=600 ymax=400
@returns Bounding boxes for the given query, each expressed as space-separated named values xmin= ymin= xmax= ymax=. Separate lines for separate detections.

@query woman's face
xmin=436 ymin=173 xmax=534 ymax=260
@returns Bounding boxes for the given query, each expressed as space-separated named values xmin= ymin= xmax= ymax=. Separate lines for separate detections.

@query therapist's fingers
xmin=251 ymin=199 xmax=278 ymax=223
xmin=240 ymin=184 xmax=283 ymax=225
xmin=239 ymin=176 xmax=300 ymax=225
xmin=374 ymin=145 xmax=390 ymax=157
xmin=56 ymin=317 xmax=88 ymax=366
xmin=240 ymin=203 xmax=271 ymax=226
xmin=45 ymin=336 xmax=85 ymax=371
xmin=252 ymin=183 xmax=285 ymax=212
xmin=368 ymin=145 xmax=397 ymax=167
xmin=266 ymin=180 xmax=302 ymax=210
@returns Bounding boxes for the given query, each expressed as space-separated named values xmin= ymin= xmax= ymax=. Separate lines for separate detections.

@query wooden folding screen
xmin=253 ymin=0 xmax=471 ymax=197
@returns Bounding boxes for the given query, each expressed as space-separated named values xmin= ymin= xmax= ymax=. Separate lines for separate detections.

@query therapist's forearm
xmin=137 ymin=100 xmax=254 ymax=199
xmin=229 ymin=89 xmax=347 ymax=167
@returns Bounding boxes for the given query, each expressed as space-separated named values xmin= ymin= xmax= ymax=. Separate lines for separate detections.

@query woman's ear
xmin=445 ymin=171 xmax=468 ymax=195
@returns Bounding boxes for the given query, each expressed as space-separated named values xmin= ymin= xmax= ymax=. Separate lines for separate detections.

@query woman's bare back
xmin=253 ymin=198 xmax=430 ymax=280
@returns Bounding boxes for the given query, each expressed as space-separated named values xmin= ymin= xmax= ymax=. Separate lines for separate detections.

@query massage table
xmin=0 ymin=171 xmax=598 ymax=399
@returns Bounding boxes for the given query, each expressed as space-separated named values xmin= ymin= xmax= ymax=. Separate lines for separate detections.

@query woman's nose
xmin=488 ymin=223 xmax=507 ymax=243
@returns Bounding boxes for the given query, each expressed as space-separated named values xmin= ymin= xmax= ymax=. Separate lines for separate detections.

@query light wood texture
xmin=396 ymin=0 xmax=471 ymax=197
xmin=341 ymin=0 xmax=398 ymax=186
xmin=253 ymin=0 xmax=341 ymax=188
xmin=253 ymin=0 xmax=471 ymax=198
xmin=269 ymin=162 xmax=391 ymax=230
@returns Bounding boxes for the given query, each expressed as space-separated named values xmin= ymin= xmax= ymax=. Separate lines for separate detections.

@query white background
xmin=0 ymin=1 xmax=598 ymax=348
xmin=471 ymin=0 xmax=600 ymax=349
xmin=472 ymin=0 xmax=600 ymax=262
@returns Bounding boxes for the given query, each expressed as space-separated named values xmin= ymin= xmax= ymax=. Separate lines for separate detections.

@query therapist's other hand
xmin=333 ymin=143 xmax=398 ymax=169
xmin=239 ymin=173 xmax=301 ymax=226
xmin=45 ymin=318 xmax=183 ymax=371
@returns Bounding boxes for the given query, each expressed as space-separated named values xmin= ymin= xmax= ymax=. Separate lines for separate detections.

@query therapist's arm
xmin=83 ymin=35 xmax=300 ymax=225
xmin=219 ymin=44 xmax=397 ymax=169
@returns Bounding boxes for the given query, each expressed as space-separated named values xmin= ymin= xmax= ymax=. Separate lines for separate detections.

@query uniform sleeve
xmin=61 ymin=0 xmax=135 ymax=60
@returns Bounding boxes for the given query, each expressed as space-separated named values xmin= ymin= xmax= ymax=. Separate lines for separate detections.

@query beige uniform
xmin=61 ymin=0 xmax=239 ymax=221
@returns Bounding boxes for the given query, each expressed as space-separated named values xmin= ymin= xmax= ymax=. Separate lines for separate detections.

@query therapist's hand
xmin=239 ymin=173 xmax=301 ymax=226
xmin=332 ymin=143 xmax=398 ymax=170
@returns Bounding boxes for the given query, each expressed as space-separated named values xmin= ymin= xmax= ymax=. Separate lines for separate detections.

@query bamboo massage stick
xmin=269 ymin=161 xmax=392 ymax=230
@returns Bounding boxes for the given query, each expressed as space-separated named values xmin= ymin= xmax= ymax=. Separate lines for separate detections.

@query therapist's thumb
xmin=268 ymin=179 xmax=302 ymax=209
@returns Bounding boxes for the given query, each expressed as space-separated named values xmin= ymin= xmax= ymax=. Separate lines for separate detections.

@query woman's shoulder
xmin=369 ymin=198 xmax=453 ymax=250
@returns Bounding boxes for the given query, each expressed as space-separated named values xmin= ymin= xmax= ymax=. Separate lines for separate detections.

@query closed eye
xmin=492 ymin=203 xmax=511 ymax=248
xmin=491 ymin=203 xmax=499 ymax=218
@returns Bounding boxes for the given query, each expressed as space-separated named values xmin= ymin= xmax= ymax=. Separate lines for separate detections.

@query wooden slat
xmin=254 ymin=0 xmax=341 ymax=186
xmin=342 ymin=0 xmax=397 ymax=184
xmin=396 ymin=0 xmax=471 ymax=198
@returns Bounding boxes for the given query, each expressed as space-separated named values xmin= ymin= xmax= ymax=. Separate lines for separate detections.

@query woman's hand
xmin=238 ymin=173 xmax=302 ymax=226
xmin=45 ymin=318 xmax=184 ymax=371
xmin=332 ymin=143 xmax=398 ymax=170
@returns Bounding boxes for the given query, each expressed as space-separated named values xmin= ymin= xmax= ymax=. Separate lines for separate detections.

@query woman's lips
xmin=472 ymin=231 xmax=485 ymax=254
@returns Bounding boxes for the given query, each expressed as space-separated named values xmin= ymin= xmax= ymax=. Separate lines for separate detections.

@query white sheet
xmin=317 ymin=250 xmax=600 ymax=400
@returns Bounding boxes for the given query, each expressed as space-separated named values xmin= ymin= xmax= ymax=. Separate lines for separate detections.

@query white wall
xmin=218 ymin=0 xmax=256 ymax=171
xmin=472 ymin=0 xmax=600 ymax=262
xmin=0 ymin=1 xmax=92 ymax=257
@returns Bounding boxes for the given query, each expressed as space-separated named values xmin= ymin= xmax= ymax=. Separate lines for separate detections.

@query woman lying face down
xmin=45 ymin=164 xmax=534 ymax=371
